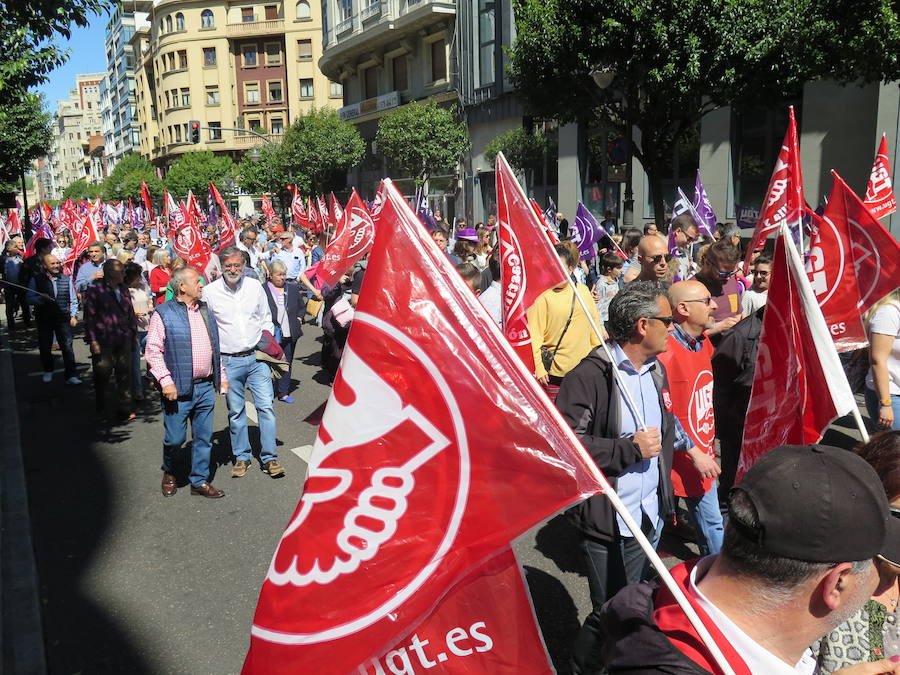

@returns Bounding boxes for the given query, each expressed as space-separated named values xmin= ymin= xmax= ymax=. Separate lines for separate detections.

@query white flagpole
xmin=780 ymin=223 xmax=869 ymax=442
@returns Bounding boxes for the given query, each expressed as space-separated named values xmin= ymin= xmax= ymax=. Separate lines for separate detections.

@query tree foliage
xmin=509 ymin=0 xmax=900 ymax=223
xmin=278 ymin=108 xmax=365 ymax=193
xmin=238 ymin=143 xmax=289 ymax=196
xmin=164 ymin=151 xmax=234 ymax=204
xmin=0 ymin=1 xmax=113 ymax=106
xmin=484 ymin=127 xmax=550 ymax=174
xmin=0 ymin=92 xmax=52 ymax=184
xmin=62 ymin=179 xmax=103 ymax=201
xmin=102 ymin=153 xmax=163 ymax=202
xmin=375 ymin=101 xmax=470 ymax=185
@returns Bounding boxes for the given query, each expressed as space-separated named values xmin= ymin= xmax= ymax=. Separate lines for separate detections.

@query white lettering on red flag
xmin=317 ymin=189 xmax=375 ymax=287
xmin=242 ymin=178 xmax=603 ymax=674
xmin=864 ymin=135 xmax=897 ymax=219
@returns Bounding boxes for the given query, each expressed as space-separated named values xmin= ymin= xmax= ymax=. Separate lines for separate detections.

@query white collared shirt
xmin=202 ymin=276 xmax=272 ymax=354
xmin=688 ymin=557 xmax=818 ymax=675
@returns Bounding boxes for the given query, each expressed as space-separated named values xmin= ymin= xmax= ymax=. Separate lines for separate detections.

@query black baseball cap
xmin=730 ymin=444 xmax=900 ymax=563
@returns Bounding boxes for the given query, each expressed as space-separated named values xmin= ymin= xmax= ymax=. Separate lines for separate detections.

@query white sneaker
xmin=66 ymin=376 xmax=82 ymax=385
xmin=41 ymin=372 xmax=52 ymax=383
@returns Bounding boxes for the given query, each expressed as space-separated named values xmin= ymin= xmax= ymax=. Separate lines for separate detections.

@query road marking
xmin=290 ymin=445 xmax=314 ymax=463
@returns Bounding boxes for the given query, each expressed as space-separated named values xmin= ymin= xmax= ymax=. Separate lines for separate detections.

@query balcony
xmin=232 ymin=133 xmax=284 ymax=148
xmin=226 ymin=18 xmax=285 ymax=38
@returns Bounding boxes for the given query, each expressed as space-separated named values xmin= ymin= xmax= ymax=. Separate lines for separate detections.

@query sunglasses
xmin=647 ymin=315 xmax=674 ymax=327
xmin=683 ymin=297 xmax=713 ymax=305
xmin=717 ymin=269 xmax=738 ymax=278
xmin=641 ymin=254 xmax=675 ymax=265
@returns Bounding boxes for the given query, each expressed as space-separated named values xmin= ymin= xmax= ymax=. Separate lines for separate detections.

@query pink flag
xmin=496 ymin=152 xmax=569 ymax=372
xmin=864 ymin=135 xmax=897 ymax=219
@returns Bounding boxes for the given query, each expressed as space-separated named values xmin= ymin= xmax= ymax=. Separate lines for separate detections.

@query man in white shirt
xmin=597 ymin=444 xmax=900 ymax=675
xmin=477 ymin=254 xmax=502 ymax=325
xmin=202 ymin=246 xmax=285 ymax=479
xmin=741 ymin=252 xmax=771 ymax=316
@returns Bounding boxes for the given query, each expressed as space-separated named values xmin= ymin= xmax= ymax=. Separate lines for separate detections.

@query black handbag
xmin=540 ymin=288 xmax=577 ymax=372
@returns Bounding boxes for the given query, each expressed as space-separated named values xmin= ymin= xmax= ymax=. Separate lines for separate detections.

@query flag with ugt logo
xmin=316 ymin=189 xmax=375 ymax=288
xmin=243 ymin=178 xmax=604 ymax=674
xmin=864 ymin=134 xmax=896 ymax=219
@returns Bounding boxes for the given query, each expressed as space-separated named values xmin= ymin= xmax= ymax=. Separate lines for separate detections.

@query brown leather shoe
xmin=190 ymin=483 xmax=225 ymax=498
xmin=161 ymin=473 xmax=177 ymax=497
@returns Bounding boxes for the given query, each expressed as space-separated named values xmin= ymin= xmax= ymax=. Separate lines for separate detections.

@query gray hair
xmin=169 ymin=266 xmax=199 ymax=296
xmin=720 ymin=222 xmax=741 ymax=240
xmin=268 ymin=259 xmax=287 ymax=274
xmin=218 ymin=245 xmax=242 ymax=263
xmin=606 ymin=281 xmax=667 ymax=344
xmin=239 ymin=227 xmax=257 ymax=243
xmin=152 ymin=248 xmax=170 ymax=266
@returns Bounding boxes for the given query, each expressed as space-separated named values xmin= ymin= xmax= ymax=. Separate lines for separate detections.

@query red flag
xmin=864 ymin=134 xmax=896 ymax=219
xmin=7 ymin=209 xmax=21 ymax=235
xmin=330 ymin=191 xmax=344 ymax=226
xmin=830 ymin=171 xmax=900 ymax=314
xmin=528 ymin=199 xmax=558 ymax=244
xmin=317 ymin=195 xmax=330 ymax=226
xmin=743 ymin=106 xmax=804 ymax=270
xmin=210 ymin=182 xmax=239 ymax=252
xmin=354 ymin=547 xmax=553 ymax=675
xmin=141 ymin=179 xmax=155 ymax=220
xmin=290 ymin=186 xmax=307 ymax=228
xmin=24 ymin=222 xmax=55 ymax=257
xmin=261 ymin=194 xmax=277 ymax=224
xmin=307 ymin=196 xmax=322 ymax=233
xmin=739 ymin=226 xmax=857 ymax=479
xmin=65 ymin=212 xmax=100 ymax=273
xmin=316 ymin=189 xmax=375 ymax=287
xmin=242 ymin=178 xmax=604 ymax=674
xmin=173 ymin=202 xmax=212 ymax=272
xmin=496 ymin=153 xmax=569 ymax=372
xmin=805 ymin=184 xmax=868 ymax=351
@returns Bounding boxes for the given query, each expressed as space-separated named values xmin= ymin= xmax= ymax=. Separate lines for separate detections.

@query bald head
xmin=42 ymin=253 xmax=62 ymax=276
xmin=638 ymin=234 xmax=667 ymax=258
xmin=637 ymin=235 xmax=670 ymax=281
xmin=669 ymin=280 xmax=717 ymax=335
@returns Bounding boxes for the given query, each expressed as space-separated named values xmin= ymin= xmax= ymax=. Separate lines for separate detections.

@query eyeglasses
xmin=647 ymin=315 xmax=674 ymax=327
xmin=754 ymin=270 xmax=770 ymax=277
xmin=683 ymin=297 xmax=713 ymax=305
xmin=641 ymin=254 xmax=674 ymax=265
xmin=717 ymin=269 xmax=738 ymax=278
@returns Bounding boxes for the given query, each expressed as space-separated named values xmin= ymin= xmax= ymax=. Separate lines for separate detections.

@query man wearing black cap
xmin=598 ymin=444 xmax=900 ymax=675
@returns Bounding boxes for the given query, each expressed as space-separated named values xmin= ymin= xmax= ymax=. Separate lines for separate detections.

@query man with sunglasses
xmin=671 ymin=215 xmax=700 ymax=280
xmin=631 ymin=234 xmax=673 ymax=286
xmin=741 ymin=252 xmax=772 ymax=315
xmin=691 ymin=239 xmax=745 ymax=338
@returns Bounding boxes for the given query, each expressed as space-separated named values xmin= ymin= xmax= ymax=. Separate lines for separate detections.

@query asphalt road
xmin=7 ymin=311 xmax=867 ymax=675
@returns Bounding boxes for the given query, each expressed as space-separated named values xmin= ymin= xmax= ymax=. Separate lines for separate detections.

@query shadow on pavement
xmin=523 ymin=565 xmax=580 ymax=675
xmin=534 ymin=514 xmax=587 ymax=576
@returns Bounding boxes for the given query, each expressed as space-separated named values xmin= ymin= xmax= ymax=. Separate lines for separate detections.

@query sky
xmin=34 ymin=14 xmax=111 ymax=112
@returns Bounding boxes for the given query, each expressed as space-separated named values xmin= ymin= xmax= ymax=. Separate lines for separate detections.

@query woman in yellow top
xmin=527 ymin=242 xmax=602 ymax=401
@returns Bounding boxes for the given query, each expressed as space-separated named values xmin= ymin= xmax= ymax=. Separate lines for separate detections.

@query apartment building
xmin=47 ymin=74 xmax=106 ymax=196
xmin=132 ymin=0 xmax=342 ymax=167
xmin=101 ymin=1 xmax=152 ymax=172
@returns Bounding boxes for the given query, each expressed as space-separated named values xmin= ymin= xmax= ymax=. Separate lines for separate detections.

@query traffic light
xmin=189 ymin=120 xmax=201 ymax=144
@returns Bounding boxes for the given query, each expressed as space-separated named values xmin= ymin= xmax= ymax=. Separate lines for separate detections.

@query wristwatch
xmin=881 ymin=398 xmax=893 ymax=406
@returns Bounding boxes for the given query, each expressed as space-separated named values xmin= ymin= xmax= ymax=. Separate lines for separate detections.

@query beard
xmin=223 ymin=269 xmax=242 ymax=284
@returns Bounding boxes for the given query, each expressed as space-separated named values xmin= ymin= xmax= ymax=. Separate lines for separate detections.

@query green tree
xmin=102 ymin=152 xmax=163 ymax=202
xmin=0 ymin=92 xmax=52 ymax=184
xmin=164 ymin=151 xmax=234 ymax=204
xmin=0 ymin=1 xmax=112 ymax=106
xmin=484 ymin=126 xmax=550 ymax=191
xmin=278 ymin=108 xmax=365 ymax=193
xmin=376 ymin=101 xmax=469 ymax=186
xmin=62 ymin=179 xmax=103 ymax=201
xmin=237 ymin=143 xmax=289 ymax=197
xmin=509 ymin=0 xmax=900 ymax=224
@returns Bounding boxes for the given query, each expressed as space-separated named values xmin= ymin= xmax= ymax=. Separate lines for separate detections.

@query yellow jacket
xmin=527 ymin=283 xmax=601 ymax=378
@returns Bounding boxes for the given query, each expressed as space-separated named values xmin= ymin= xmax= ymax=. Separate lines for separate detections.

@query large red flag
xmin=7 ymin=209 xmax=21 ymax=235
xmin=743 ymin=106 xmax=805 ymax=270
xmin=64 ymin=212 xmax=100 ymax=273
xmin=289 ymin=186 xmax=307 ymax=228
xmin=330 ymin=191 xmax=344 ymax=226
xmin=864 ymin=135 xmax=897 ymax=219
xmin=261 ymin=194 xmax=277 ymax=224
xmin=316 ymin=189 xmax=375 ymax=288
xmin=307 ymin=196 xmax=322 ymax=233
xmin=242 ymin=178 xmax=604 ymax=674
xmin=805 ymin=181 xmax=868 ymax=351
xmin=739 ymin=226 xmax=857 ymax=479
xmin=830 ymin=171 xmax=900 ymax=315
xmin=496 ymin=153 xmax=569 ymax=372
xmin=141 ymin=179 xmax=155 ymax=220
xmin=173 ymin=195 xmax=212 ymax=272
xmin=209 ymin=182 xmax=239 ymax=252
xmin=355 ymin=547 xmax=553 ymax=675
xmin=317 ymin=194 xmax=330 ymax=227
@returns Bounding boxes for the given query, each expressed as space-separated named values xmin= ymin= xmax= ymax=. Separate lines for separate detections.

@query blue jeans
xmin=223 ymin=354 xmax=277 ymax=464
xmin=866 ymin=387 xmax=900 ymax=431
xmin=132 ymin=331 xmax=147 ymax=394
xmin=161 ymin=380 xmax=215 ymax=488
xmin=37 ymin=318 xmax=77 ymax=378
xmin=277 ymin=336 xmax=298 ymax=397
xmin=684 ymin=482 xmax=724 ymax=555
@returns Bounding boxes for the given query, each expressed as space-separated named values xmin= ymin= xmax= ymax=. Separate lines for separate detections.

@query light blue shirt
xmin=272 ymin=246 xmax=306 ymax=280
xmin=75 ymin=260 xmax=103 ymax=292
xmin=610 ymin=342 xmax=663 ymax=538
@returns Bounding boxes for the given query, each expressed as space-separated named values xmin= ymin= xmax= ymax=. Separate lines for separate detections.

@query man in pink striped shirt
xmin=145 ymin=267 xmax=229 ymax=498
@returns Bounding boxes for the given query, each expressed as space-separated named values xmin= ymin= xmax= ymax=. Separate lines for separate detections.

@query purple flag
xmin=413 ymin=187 xmax=438 ymax=231
xmin=691 ymin=170 xmax=717 ymax=237
xmin=735 ymin=204 xmax=759 ymax=232
xmin=207 ymin=187 xmax=218 ymax=228
xmin=572 ymin=202 xmax=607 ymax=259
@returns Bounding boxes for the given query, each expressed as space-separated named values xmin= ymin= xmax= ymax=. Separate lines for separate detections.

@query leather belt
xmin=192 ymin=375 xmax=213 ymax=384
xmin=221 ymin=349 xmax=254 ymax=357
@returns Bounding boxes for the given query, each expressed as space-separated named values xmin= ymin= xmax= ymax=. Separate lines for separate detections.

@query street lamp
xmin=591 ymin=66 xmax=634 ymax=228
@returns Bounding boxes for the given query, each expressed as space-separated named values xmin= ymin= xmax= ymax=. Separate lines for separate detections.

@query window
xmin=206 ymin=86 xmax=220 ymax=104
xmin=167 ymin=52 xmax=175 ymax=70
xmin=329 ymin=80 xmax=343 ymax=98
xmin=159 ymin=20 xmax=164 ymax=34
xmin=430 ymin=40 xmax=446 ymax=82
xmin=242 ymin=7 xmax=255 ymax=22
xmin=265 ymin=42 xmax=281 ymax=65
xmin=245 ymin=82 xmax=260 ymax=103
xmin=175 ymin=12 xmax=185 ymax=30
xmin=271 ymin=118 xmax=284 ymax=134
xmin=297 ymin=39 xmax=312 ymax=60
xmin=364 ymin=66 xmax=377 ymax=99
xmin=299 ymin=78 xmax=314 ymax=98
xmin=181 ymin=88 xmax=190 ymax=106
xmin=178 ymin=50 xmax=187 ymax=69
xmin=339 ymin=0 xmax=353 ymax=21
xmin=166 ymin=15 xmax=172 ymax=32
xmin=208 ymin=122 xmax=222 ymax=140
xmin=164 ymin=91 xmax=171 ymax=108
xmin=242 ymin=44 xmax=258 ymax=66
xmin=201 ymin=9 xmax=214 ymax=28
xmin=203 ymin=47 xmax=217 ymax=66
xmin=478 ymin=0 xmax=495 ymax=86
xmin=296 ymin=1 xmax=311 ymax=19
xmin=265 ymin=5 xmax=278 ymax=19
xmin=175 ymin=125 xmax=182 ymax=142
xmin=392 ymin=56 xmax=407 ymax=91
xmin=268 ymin=80 xmax=283 ymax=102
xmin=248 ymin=118 xmax=262 ymax=131
xmin=87 ymin=102 xmax=93 ymax=109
